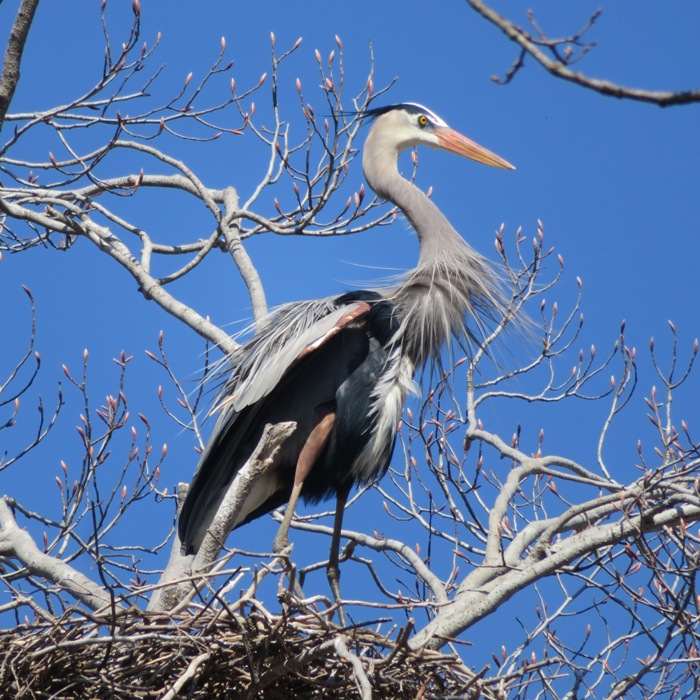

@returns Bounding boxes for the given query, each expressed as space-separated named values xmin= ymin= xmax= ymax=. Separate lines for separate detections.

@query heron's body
xmin=179 ymin=102 xmax=514 ymax=559
xmin=180 ymin=291 xmax=408 ymax=552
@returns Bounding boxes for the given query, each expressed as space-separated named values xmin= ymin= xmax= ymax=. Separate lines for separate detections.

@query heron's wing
xmin=220 ymin=297 xmax=373 ymax=414
xmin=178 ymin=295 xmax=378 ymax=554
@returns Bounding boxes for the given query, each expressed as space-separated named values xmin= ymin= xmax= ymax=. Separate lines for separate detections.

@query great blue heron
xmin=178 ymin=102 xmax=514 ymax=598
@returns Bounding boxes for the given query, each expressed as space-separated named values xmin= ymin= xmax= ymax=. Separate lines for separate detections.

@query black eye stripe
xmin=360 ymin=104 xmax=446 ymax=128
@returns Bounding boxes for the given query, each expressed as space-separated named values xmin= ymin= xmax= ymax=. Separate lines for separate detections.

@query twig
xmin=467 ymin=0 xmax=700 ymax=106
xmin=159 ymin=651 xmax=211 ymax=700
xmin=335 ymin=635 xmax=373 ymax=700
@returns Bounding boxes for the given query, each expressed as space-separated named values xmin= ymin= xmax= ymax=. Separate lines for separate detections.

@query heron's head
xmin=363 ymin=102 xmax=514 ymax=170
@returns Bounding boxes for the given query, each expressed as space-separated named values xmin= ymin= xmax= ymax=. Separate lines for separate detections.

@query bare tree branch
xmin=466 ymin=1 xmax=700 ymax=106
xmin=0 ymin=497 xmax=117 ymax=611
xmin=221 ymin=186 xmax=268 ymax=325
xmin=149 ymin=421 xmax=296 ymax=612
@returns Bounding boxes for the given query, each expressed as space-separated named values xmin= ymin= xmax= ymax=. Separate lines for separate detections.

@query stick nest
xmin=0 ymin=603 xmax=505 ymax=699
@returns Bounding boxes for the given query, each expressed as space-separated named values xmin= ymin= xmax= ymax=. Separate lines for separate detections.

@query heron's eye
xmin=417 ymin=114 xmax=429 ymax=128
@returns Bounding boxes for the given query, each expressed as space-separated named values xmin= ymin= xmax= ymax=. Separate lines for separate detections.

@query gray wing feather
xmin=181 ymin=295 xmax=369 ymax=553
xmin=217 ymin=297 xmax=362 ymax=413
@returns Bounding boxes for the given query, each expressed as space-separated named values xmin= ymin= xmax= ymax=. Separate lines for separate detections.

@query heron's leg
xmin=273 ymin=481 xmax=304 ymax=554
xmin=327 ymin=482 xmax=350 ymax=622
xmin=273 ymin=411 xmax=336 ymax=553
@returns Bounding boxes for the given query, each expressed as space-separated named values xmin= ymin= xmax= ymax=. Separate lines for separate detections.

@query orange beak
xmin=435 ymin=126 xmax=515 ymax=170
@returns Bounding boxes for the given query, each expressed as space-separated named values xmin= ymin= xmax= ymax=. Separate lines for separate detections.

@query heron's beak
xmin=435 ymin=127 xmax=515 ymax=170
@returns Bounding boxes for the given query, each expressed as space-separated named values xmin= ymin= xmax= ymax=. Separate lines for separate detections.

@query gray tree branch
xmin=0 ymin=497 xmax=118 ymax=612
xmin=148 ymin=421 xmax=297 ymax=612
xmin=411 ymin=500 xmax=700 ymax=650
xmin=467 ymin=0 xmax=700 ymax=106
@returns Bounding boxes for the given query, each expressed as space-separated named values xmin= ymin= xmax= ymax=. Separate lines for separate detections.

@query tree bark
xmin=0 ymin=0 xmax=41 ymax=130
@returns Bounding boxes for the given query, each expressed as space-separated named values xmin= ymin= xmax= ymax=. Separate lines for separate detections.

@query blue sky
xmin=1 ymin=0 xmax=699 ymax=675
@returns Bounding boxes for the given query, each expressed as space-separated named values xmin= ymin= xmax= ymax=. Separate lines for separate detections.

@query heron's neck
xmin=392 ymin=176 xmax=462 ymax=262
xmin=363 ymin=144 xmax=505 ymax=367
xmin=363 ymin=145 xmax=462 ymax=262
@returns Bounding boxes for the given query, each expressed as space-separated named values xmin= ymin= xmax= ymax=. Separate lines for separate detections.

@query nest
xmin=0 ymin=602 xmax=506 ymax=699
